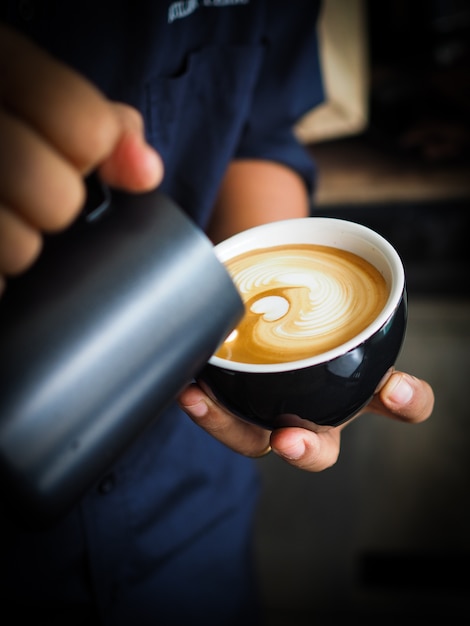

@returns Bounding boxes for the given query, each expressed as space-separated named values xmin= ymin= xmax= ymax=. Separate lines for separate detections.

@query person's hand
xmin=0 ymin=24 xmax=163 ymax=295
xmin=178 ymin=370 xmax=434 ymax=471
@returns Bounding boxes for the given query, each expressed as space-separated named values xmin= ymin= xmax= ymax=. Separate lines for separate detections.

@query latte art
xmin=216 ymin=244 xmax=389 ymax=364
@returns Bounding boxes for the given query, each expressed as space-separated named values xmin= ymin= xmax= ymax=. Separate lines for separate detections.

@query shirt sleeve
xmin=235 ymin=0 xmax=324 ymax=193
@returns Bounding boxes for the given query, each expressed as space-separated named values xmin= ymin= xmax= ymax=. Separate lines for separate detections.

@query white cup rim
xmin=209 ymin=217 xmax=405 ymax=373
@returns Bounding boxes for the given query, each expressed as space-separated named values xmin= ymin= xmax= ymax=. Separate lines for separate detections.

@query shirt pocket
xmin=146 ymin=44 xmax=264 ymax=147
xmin=144 ymin=44 xmax=264 ymax=216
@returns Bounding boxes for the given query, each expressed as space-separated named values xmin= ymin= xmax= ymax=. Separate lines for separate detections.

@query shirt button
xmin=98 ymin=473 xmax=116 ymax=495
xmin=17 ymin=0 xmax=36 ymax=21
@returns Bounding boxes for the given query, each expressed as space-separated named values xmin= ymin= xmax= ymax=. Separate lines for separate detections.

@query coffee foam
xmin=215 ymin=244 xmax=388 ymax=364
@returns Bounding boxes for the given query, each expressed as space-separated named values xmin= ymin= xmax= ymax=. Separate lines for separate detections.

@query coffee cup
xmin=198 ymin=217 xmax=407 ymax=431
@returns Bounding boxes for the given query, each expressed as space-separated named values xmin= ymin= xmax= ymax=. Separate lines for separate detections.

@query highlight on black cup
xmin=198 ymin=217 xmax=407 ymax=431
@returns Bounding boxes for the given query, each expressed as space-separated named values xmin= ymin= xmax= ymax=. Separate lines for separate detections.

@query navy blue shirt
xmin=1 ymin=2 xmax=323 ymax=624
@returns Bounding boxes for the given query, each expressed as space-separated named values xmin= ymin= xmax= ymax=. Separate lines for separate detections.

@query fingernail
xmin=388 ymin=375 xmax=414 ymax=405
xmin=183 ymin=399 xmax=208 ymax=418
xmin=278 ymin=439 xmax=306 ymax=461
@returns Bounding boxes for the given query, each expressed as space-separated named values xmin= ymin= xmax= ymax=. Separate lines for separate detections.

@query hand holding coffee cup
xmin=198 ymin=217 xmax=407 ymax=432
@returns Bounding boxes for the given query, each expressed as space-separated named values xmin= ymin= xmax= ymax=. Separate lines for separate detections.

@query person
xmin=0 ymin=3 xmax=434 ymax=625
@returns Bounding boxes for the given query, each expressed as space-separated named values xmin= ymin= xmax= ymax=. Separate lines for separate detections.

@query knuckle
xmin=9 ymin=234 xmax=43 ymax=274
xmin=0 ymin=207 xmax=43 ymax=275
xmin=70 ymin=103 xmax=121 ymax=172
xmin=113 ymin=103 xmax=144 ymax=133
xmin=0 ymin=108 xmax=86 ymax=231
xmin=41 ymin=174 xmax=86 ymax=231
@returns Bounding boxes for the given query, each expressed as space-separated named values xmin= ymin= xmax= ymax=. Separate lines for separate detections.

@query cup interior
xmin=210 ymin=217 xmax=405 ymax=373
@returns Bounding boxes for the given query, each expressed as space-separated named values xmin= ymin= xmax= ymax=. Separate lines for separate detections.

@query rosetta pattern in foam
xmin=217 ymin=245 xmax=388 ymax=364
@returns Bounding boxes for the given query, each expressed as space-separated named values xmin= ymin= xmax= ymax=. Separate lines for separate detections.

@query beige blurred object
xmin=295 ymin=0 xmax=369 ymax=144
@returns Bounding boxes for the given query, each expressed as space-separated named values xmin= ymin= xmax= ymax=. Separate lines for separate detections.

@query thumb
xmin=377 ymin=371 xmax=435 ymax=423
xmin=98 ymin=103 xmax=164 ymax=192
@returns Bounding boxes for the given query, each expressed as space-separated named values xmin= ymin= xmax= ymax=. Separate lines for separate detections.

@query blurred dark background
xmin=255 ymin=1 xmax=470 ymax=624
xmin=313 ymin=0 xmax=470 ymax=296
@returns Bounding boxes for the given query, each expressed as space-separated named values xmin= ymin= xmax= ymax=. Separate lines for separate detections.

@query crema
xmin=216 ymin=244 xmax=389 ymax=364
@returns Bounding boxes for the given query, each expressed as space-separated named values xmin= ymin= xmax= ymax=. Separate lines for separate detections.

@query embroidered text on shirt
xmin=168 ymin=0 xmax=250 ymax=24
xmin=202 ymin=0 xmax=249 ymax=6
xmin=168 ymin=1 xmax=199 ymax=23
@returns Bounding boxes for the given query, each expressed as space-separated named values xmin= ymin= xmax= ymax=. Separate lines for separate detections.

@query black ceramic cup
xmin=0 ymin=188 xmax=243 ymax=525
xmin=198 ymin=217 xmax=407 ymax=432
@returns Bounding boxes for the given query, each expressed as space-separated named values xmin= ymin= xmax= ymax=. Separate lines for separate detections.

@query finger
xmin=178 ymin=384 xmax=271 ymax=457
xmin=369 ymin=371 xmax=434 ymax=423
xmin=270 ymin=426 xmax=342 ymax=472
xmin=0 ymin=205 xmax=42 ymax=275
xmin=0 ymin=24 xmax=122 ymax=173
xmin=98 ymin=104 xmax=164 ymax=191
xmin=0 ymin=109 xmax=85 ymax=231
xmin=1 ymin=26 xmax=162 ymax=191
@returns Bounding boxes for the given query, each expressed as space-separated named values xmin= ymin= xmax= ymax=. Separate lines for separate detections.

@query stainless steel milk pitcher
xmin=0 ymin=183 xmax=243 ymax=526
